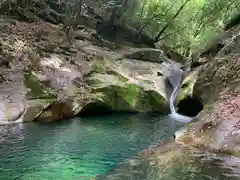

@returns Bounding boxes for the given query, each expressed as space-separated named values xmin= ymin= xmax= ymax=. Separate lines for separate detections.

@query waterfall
xmin=167 ymin=65 xmax=193 ymax=123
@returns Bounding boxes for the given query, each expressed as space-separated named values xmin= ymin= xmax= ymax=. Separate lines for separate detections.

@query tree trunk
xmin=75 ymin=0 xmax=83 ymax=24
xmin=137 ymin=0 xmax=147 ymax=25
xmin=110 ymin=6 xmax=118 ymax=23
xmin=138 ymin=0 xmax=177 ymax=34
xmin=154 ymin=0 xmax=190 ymax=42
xmin=120 ymin=0 xmax=129 ymax=25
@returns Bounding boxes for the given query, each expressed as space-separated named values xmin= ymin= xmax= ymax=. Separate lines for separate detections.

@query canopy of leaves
xmin=1 ymin=0 xmax=239 ymax=56
xmin=120 ymin=0 xmax=239 ymax=55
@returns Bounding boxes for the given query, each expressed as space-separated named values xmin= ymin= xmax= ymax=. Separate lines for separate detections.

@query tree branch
xmin=158 ymin=25 xmax=189 ymax=41
xmin=154 ymin=0 xmax=191 ymax=42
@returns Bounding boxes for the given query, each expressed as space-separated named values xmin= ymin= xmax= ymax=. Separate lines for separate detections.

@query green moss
xmin=91 ymin=83 xmax=168 ymax=113
xmin=106 ymin=70 xmax=128 ymax=82
xmin=177 ymin=88 xmax=190 ymax=102
xmin=147 ymin=90 xmax=169 ymax=112
xmin=23 ymin=72 xmax=55 ymax=99
xmin=91 ymin=63 xmax=107 ymax=74
xmin=92 ymin=84 xmax=140 ymax=111
xmin=85 ymin=78 xmax=103 ymax=88
xmin=116 ymin=84 xmax=140 ymax=107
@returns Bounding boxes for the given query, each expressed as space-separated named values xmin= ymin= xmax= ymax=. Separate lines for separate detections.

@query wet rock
xmin=0 ymin=101 xmax=26 ymax=123
xmin=95 ymin=139 xmax=240 ymax=179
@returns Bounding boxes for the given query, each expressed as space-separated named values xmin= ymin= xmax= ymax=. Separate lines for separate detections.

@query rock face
xmin=81 ymin=57 xmax=172 ymax=115
xmin=0 ymin=18 xmax=178 ymax=123
xmin=121 ymin=48 xmax=170 ymax=63
xmin=95 ymin=138 xmax=240 ymax=180
xmin=175 ymin=24 xmax=240 ymax=156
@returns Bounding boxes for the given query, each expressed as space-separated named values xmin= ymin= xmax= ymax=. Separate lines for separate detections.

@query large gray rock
xmin=0 ymin=18 xmax=181 ymax=123
xmin=83 ymin=57 xmax=174 ymax=114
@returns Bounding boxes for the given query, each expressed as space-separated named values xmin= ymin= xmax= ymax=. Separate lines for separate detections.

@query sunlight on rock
xmin=13 ymin=39 xmax=28 ymax=56
xmin=41 ymin=54 xmax=63 ymax=69
xmin=61 ymin=67 xmax=72 ymax=72
xmin=174 ymin=126 xmax=195 ymax=145
xmin=0 ymin=101 xmax=26 ymax=123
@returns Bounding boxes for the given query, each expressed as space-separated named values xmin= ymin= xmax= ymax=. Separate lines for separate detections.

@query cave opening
xmin=176 ymin=95 xmax=203 ymax=117
xmin=78 ymin=102 xmax=115 ymax=117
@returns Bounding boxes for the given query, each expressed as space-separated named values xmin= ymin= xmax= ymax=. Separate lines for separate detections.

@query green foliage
xmin=1 ymin=0 xmax=238 ymax=56
xmin=116 ymin=0 xmax=239 ymax=54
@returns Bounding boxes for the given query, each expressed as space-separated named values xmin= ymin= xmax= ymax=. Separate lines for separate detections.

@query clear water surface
xmin=0 ymin=114 xmax=239 ymax=180
xmin=0 ymin=114 xmax=178 ymax=180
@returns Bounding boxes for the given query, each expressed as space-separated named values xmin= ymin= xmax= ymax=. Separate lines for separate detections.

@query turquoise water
xmin=1 ymin=114 xmax=239 ymax=180
xmin=0 ymin=114 xmax=177 ymax=180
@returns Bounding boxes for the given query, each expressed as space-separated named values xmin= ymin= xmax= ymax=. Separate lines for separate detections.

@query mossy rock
xmin=92 ymin=84 xmax=142 ymax=112
xmin=22 ymin=72 xmax=60 ymax=122
xmin=90 ymin=63 xmax=107 ymax=74
xmin=23 ymin=99 xmax=54 ymax=122
xmin=84 ymin=59 xmax=170 ymax=114
xmin=86 ymin=72 xmax=127 ymax=89
xmin=176 ymin=70 xmax=199 ymax=104
xmin=89 ymin=83 xmax=169 ymax=113
xmin=23 ymin=72 xmax=55 ymax=99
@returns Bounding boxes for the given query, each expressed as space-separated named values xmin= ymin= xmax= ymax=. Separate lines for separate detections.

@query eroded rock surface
xmin=0 ymin=18 xmax=178 ymax=123
xmin=175 ymin=24 xmax=240 ymax=157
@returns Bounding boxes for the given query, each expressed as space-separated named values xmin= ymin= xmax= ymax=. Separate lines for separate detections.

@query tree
xmin=154 ymin=0 xmax=191 ymax=42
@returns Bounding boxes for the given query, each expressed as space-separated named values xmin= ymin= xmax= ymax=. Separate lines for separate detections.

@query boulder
xmin=176 ymin=69 xmax=199 ymax=102
xmin=0 ymin=69 xmax=55 ymax=124
xmin=120 ymin=48 xmax=172 ymax=64
xmin=80 ymin=57 xmax=173 ymax=115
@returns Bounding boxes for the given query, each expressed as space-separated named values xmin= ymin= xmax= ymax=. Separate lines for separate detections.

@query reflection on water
xmin=0 ymin=114 xmax=239 ymax=180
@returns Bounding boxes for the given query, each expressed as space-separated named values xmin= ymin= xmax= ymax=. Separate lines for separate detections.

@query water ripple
xmin=0 ymin=114 xmax=175 ymax=180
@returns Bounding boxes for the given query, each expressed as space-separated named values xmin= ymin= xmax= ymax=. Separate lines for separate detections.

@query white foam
xmin=169 ymin=112 xmax=193 ymax=123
